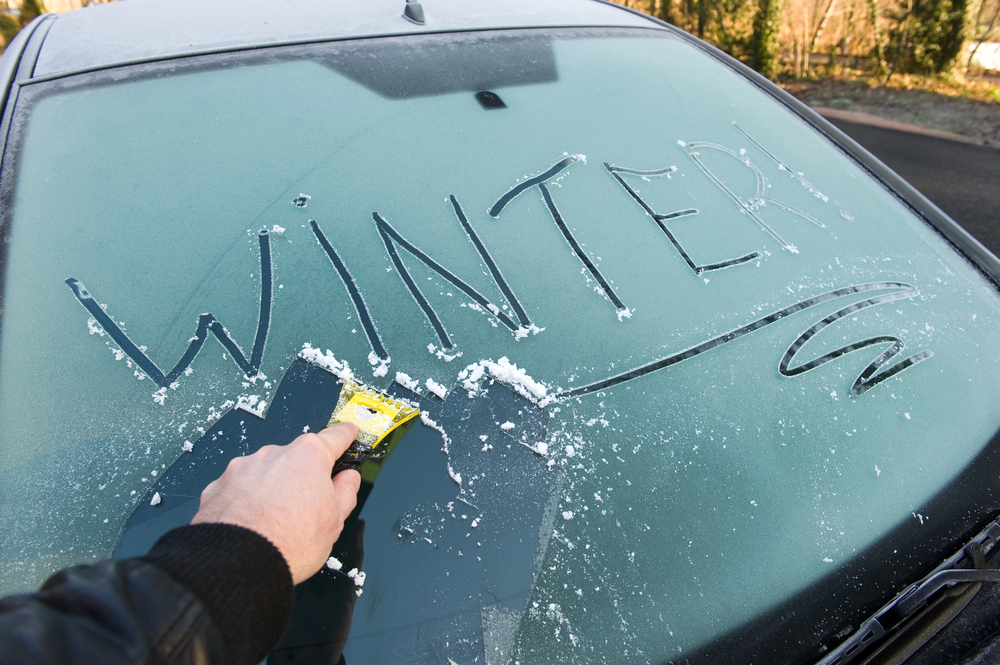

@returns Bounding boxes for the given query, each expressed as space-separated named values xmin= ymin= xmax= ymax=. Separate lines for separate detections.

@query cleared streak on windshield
xmin=679 ymin=139 xmax=825 ymax=254
xmin=561 ymin=282 xmax=932 ymax=398
xmin=65 ymin=229 xmax=273 ymax=387
xmin=604 ymin=162 xmax=757 ymax=274
xmin=538 ymin=183 xmax=627 ymax=311
xmin=733 ymin=122 xmax=830 ymax=203
xmin=310 ymin=219 xmax=389 ymax=360
xmin=375 ymin=213 xmax=455 ymax=349
xmin=489 ymin=155 xmax=577 ymax=217
xmin=492 ymin=156 xmax=627 ymax=314
xmin=449 ymin=195 xmax=531 ymax=328
xmin=779 ymin=285 xmax=934 ymax=395
xmin=373 ymin=206 xmax=525 ymax=349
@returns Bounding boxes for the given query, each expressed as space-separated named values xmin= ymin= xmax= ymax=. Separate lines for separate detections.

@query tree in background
xmin=1 ymin=0 xmax=47 ymax=51
xmin=0 ymin=14 xmax=19 ymax=47
xmin=628 ymin=0 xmax=758 ymax=59
xmin=19 ymin=0 xmax=45 ymax=26
xmin=886 ymin=0 xmax=981 ymax=74
xmin=617 ymin=0 xmax=1000 ymax=79
xmin=710 ymin=0 xmax=760 ymax=57
xmin=750 ymin=0 xmax=786 ymax=77
xmin=949 ymin=0 xmax=984 ymax=73
xmin=966 ymin=0 xmax=1000 ymax=69
xmin=869 ymin=0 xmax=890 ymax=74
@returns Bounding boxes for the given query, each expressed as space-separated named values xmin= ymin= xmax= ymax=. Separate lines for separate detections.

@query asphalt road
xmin=825 ymin=118 xmax=1000 ymax=258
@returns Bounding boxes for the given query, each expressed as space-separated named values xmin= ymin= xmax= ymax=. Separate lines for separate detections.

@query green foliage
xmin=887 ymin=0 xmax=980 ymax=73
xmin=869 ymin=0 xmax=890 ymax=75
xmin=651 ymin=0 xmax=758 ymax=58
xmin=706 ymin=0 xmax=759 ymax=57
xmin=0 ymin=14 xmax=20 ymax=47
xmin=749 ymin=0 xmax=785 ymax=78
xmin=653 ymin=0 xmax=678 ymax=25
xmin=20 ymin=0 xmax=45 ymax=26
xmin=623 ymin=0 xmax=999 ymax=81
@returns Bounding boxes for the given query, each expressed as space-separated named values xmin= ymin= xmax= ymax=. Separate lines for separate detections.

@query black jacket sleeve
xmin=0 ymin=523 xmax=295 ymax=665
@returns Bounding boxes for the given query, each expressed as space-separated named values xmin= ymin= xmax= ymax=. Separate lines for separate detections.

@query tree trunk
xmin=966 ymin=2 xmax=1000 ymax=70
xmin=839 ymin=0 xmax=856 ymax=65
xmin=945 ymin=0 xmax=984 ymax=74
xmin=809 ymin=0 xmax=839 ymax=54
xmin=868 ymin=0 xmax=888 ymax=75
xmin=803 ymin=0 xmax=812 ymax=73
xmin=750 ymin=0 xmax=786 ymax=78
xmin=887 ymin=0 xmax=913 ymax=81
xmin=696 ymin=0 xmax=709 ymax=38
xmin=657 ymin=0 xmax=679 ymax=25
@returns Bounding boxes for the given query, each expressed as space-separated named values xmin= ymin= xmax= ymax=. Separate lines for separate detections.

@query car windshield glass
xmin=2 ymin=27 xmax=1000 ymax=664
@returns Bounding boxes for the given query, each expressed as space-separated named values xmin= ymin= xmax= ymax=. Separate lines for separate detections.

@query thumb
xmin=316 ymin=422 xmax=360 ymax=464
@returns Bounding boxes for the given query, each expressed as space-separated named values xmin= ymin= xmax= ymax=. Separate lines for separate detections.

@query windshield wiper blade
xmin=815 ymin=518 xmax=1000 ymax=665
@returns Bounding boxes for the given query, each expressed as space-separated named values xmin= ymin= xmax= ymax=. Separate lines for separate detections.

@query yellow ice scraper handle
xmin=329 ymin=380 xmax=420 ymax=483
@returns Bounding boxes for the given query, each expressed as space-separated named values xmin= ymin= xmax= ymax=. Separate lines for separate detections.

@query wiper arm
xmin=816 ymin=518 xmax=1000 ymax=665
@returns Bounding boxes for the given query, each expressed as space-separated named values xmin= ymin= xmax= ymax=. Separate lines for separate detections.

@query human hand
xmin=191 ymin=422 xmax=362 ymax=584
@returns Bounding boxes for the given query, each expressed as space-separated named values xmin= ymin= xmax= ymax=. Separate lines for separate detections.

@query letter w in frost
xmin=373 ymin=196 xmax=532 ymax=350
xmin=66 ymin=229 xmax=273 ymax=388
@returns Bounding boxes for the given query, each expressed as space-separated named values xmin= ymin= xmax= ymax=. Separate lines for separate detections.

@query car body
xmin=2 ymin=1 xmax=1000 ymax=663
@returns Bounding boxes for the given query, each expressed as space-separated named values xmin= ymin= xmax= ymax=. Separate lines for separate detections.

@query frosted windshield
xmin=1 ymin=28 xmax=1000 ymax=663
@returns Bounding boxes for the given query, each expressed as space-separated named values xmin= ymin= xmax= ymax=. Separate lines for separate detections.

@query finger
xmin=331 ymin=468 xmax=361 ymax=518
xmin=316 ymin=422 xmax=360 ymax=459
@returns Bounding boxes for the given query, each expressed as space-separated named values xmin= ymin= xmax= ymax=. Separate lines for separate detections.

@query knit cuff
xmin=143 ymin=523 xmax=294 ymax=665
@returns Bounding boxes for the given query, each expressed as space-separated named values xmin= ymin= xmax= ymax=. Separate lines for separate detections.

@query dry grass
xmin=780 ymin=69 xmax=1000 ymax=146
